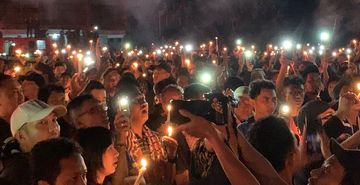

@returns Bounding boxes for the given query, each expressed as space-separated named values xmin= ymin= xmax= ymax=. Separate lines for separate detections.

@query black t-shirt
xmin=0 ymin=118 xmax=11 ymax=145
xmin=0 ymin=139 xmax=31 ymax=185
xmin=189 ymin=139 xmax=231 ymax=185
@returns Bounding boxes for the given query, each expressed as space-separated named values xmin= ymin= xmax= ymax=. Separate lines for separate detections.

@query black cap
xmin=330 ymin=138 xmax=360 ymax=172
xmin=154 ymin=62 xmax=171 ymax=73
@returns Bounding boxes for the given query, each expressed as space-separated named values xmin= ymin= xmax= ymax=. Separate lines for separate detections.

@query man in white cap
xmin=0 ymin=100 xmax=66 ymax=185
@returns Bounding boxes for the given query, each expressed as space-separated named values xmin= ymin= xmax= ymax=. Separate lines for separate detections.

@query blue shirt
xmin=237 ymin=116 xmax=256 ymax=138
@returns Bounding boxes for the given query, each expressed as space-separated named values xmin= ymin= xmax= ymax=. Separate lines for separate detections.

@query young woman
xmin=76 ymin=127 xmax=119 ymax=185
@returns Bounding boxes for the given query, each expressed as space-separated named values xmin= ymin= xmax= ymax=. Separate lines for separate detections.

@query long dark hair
xmin=76 ymin=127 xmax=114 ymax=184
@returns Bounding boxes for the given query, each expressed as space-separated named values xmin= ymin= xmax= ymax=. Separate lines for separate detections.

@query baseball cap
xmin=234 ymin=86 xmax=250 ymax=98
xmin=154 ymin=62 xmax=171 ymax=73
xmin=10 ymin=100 xmax=67 ymax=136
xmin=330 ymin=138 xmax=360 ymax=172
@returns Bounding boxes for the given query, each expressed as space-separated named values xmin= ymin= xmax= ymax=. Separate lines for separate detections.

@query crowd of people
xmin=0 ymin=33 xmax=360 ymax=185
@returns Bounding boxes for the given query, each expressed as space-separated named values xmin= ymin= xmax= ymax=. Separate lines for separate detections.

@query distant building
xmin=0 ymin=0 xmax=126 ymax=37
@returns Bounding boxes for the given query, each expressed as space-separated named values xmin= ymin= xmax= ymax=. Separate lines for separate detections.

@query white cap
xmin=10 ymin=100 xmax=67 ymax=136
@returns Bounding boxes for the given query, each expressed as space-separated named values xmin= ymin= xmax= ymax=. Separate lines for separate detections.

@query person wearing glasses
xmin=67 ymin=95 xmax=110 ymax=129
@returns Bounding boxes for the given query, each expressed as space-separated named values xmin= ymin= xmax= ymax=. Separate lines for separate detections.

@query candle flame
xmin=140 ymin=158 xmax=147 ymax=169
xmin=14 ymin=66 xmax=21 ymax=72
xmin=167 ymin=126 xmax=173 ymax=137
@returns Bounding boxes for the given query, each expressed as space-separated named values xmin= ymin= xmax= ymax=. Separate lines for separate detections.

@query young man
xmin=146 ymin=84 xmax=184 ymax=133
xmin=53 ymin=62 xmax=67 ymax=81
xmin=302 ymin=65 xmax=324 ymax=104
xmin=21 ymin=73 xmax=45 ymax=100
xmin=0 ymin=100 xmax=66 ymax=185
xmin=249 ymin=116 xmax=300 ymax=185
xmin=30 ymin=138 xmax=87 ymax=185
xmin=238 ymin=79 xmax=277 ymax=137
xmin=103 ymin=68 xmax=120 ymax=98
xmin=280 ymin=76 xmax=305 ymax=137
xmin=82 ymin=80 xmax=107 ymax=104
xmin=67 ymin=95 xmax=110 ymax=129
xmin=308 ymin=138 xmax=360 ymax=185
xmin=153 ymin=62 xmax=172 ymax=85
xmin=38 ymin=85 xmax=66 ymax=106
xmin=0 ymin=74 xmax=24 ymax=143
xmin=117 ymin=83 xmax=178 ymax=185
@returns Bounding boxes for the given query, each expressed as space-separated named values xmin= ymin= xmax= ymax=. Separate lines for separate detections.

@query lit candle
xmin=166 ymin=105 xmax=172 ymax=123
xmin=185 ymin=59 xmax=191 ymax=68
xmin=280 ymin=104 xmax=290 ymax=115
xmin=215 ymin=37 xmax=219 ymax=52
xmin=167 ymin=126 xmax=173 ymax=137
xmin=286 ymin=66 xmax=290 ymax=76
xmin=356 ymin=83 xmax=360 ymax=97
xmin=14 ymin=66 xmax=21 ymax=73
xmin=134 ymin=159 xmax=147 ymax=185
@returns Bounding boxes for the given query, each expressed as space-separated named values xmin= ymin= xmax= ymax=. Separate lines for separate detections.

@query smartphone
xmin=118 ymin=96 xmax=130 ymax=118
xmin=306 ymin=133 xmax=321 ymax=154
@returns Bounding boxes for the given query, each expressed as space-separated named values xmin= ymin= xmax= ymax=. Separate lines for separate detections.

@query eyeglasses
xmin=78 ymin=103 xmax=108 ymax=118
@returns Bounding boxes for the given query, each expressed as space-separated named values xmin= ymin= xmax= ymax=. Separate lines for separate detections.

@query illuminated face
xmin=305 ymin=73 xmax=323 ymax=95
xmin=253 ymin=88 xmax=277 ymax=119
xmin=177 ymin=75 xmax=189 ymax=88
xmin=130 ymin=94 xmax=149 ymax=124
xmin=308 ymin=156 xmax=345 ymax=185
xmin=53 ymin=154 xmax=87 ymax=185
xmin=54 ymin=66 xmax=66 ymax=78
xmin=48 ymin=92 xmax=66 ymax=106
xmin=104 ymin=71 xmax=120 ymax=92
xmin=90 ymin=89 xmax=106 ymax=105
xmin=285 ymin=85 xmax=305 ymax=116
xmin=22 ymin=80 xmax=40 ymax=100
xmin=153 ymin=68 xmax=170 ymax=84
xmin=18 ymin=113 xmax=60 ymax=152
xmin=76 ymin=100 xmax=109 ymax=129
xmin=0 ymin=79 xmax=24 ymax=117
xmin=234 ymin=95 xmax=253 ymax=121
xmin=100 ymin=143 xmax=119 ymax=177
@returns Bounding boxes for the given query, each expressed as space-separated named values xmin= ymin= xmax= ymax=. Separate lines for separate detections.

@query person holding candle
xmin=116 ymin=82 xmax=179 ymax=185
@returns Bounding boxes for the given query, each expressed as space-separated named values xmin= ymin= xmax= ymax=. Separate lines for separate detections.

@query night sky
xmin=125 ymin=0 xmax=360 ymax=46
xmin=3 ymin=0 xmax=360 ymax=46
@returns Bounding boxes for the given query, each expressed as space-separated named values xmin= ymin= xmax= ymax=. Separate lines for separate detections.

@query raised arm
xmin=177 ymin=110 xmax=260 ymax=185
xmin=276 ymin=54 xmax=288 ymax=98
